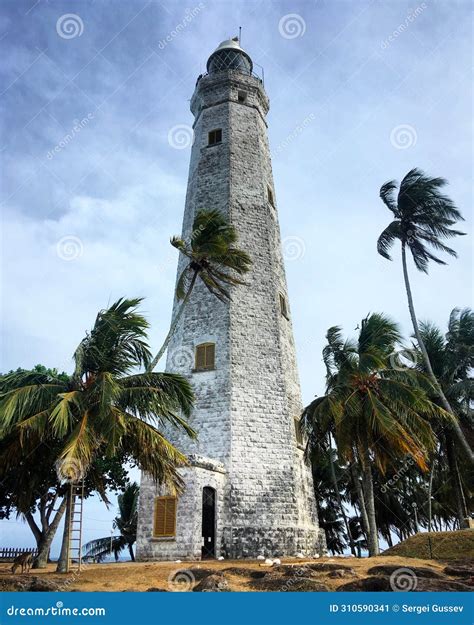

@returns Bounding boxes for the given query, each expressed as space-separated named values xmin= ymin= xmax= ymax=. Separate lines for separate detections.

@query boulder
xmin=146 ymin=587 xmax=167 ymax=592
xmin=328 ymin=568 xmax=356 ymax=579
xmin=192 ymin=573 xmax=229 ymax=592
xmin=337 ymin=576 xmax=473 ymax=592
xmin=252 ymin=574 xmax=329 ymax=592
xmin=224 ymin=567 xmax=266 ymax=579
xmin=444 ymin=565 xmax=474 ymax=577
xmin=26 ymin=577 xmax=62 ymax=592
xmin=368 ymin=564 xmax=444 ymax=579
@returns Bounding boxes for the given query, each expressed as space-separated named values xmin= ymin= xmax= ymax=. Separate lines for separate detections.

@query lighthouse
xmin=136 ymin=38 xmax=325 ymax=560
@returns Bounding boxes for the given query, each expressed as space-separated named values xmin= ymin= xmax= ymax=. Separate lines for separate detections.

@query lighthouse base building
xmin=136 ymin=38 xmax=326 ymax=561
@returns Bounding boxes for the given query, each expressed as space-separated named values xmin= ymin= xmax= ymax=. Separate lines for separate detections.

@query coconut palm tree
xmin=82 ymin=482 xmax=139 ymax=562
xmin=416 ymin=308 xmax=474 ymax=527
xmin=303 ymin=313 xmax=446 ymax=555
xmin=0 ymin=298 xmax=195 ymax=572
xmin=148 ymin=209 xmax=251 ymax=371
xmin=376 ymin=168 xmax=472 ymax=462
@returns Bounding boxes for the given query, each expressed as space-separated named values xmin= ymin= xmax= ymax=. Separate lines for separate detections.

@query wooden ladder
xmin=66 ymin=481 xmax=84 ymax=573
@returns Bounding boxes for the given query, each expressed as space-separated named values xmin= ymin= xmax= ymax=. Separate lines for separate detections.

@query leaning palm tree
xmin=0 ymin=298 xmax=195 ymax=572
xmin=148 ymin=209 xmax=251 ymax=371
xmin=376 ymin=168 xmax=472 ymax=462
xmin=303 ymin=313 xmax=446 ymax=556
xmin=82 ymin=482 xmax=139 ymax=562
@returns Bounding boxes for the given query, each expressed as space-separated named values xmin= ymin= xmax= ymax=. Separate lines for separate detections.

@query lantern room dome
xmin=206 ymin=38 xmax=253 ymax=75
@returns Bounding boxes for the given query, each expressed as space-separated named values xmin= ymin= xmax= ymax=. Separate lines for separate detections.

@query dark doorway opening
xmin=201 ymin=487 xmax=216 ymax=559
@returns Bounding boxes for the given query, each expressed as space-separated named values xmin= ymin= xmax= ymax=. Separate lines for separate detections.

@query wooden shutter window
xmin=153 ymin=496 xmax=177 ymax=537
xmin=195 ymin=343 xmax=215 ymax=371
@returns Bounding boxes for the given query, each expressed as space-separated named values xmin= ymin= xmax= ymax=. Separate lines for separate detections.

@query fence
xmin=0 ymin=547 xmax=38 ymax=562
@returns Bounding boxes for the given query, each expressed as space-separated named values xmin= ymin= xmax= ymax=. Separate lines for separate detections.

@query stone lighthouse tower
xmin=136 ymin=38 xmax=324 ymax=560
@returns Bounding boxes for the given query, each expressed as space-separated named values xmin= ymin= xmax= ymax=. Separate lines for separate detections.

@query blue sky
xmin=1 ymin=0 xmax=472 ymax=556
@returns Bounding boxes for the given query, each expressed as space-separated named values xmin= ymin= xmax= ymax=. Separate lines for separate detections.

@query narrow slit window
xmin=208 ymin=129 xmax=222 ymax=145
xmin=279 ymin=293 xmax=289 ymax=319
xmin=153 ymin=496 xmax=177 ymax=537
xmin=195 ymin=343 xmax=216 ymax=371
xmin=267 ymin=186 xmax=275 ymax=206
xmin=294 ymin=418 xmax=304 ymax=448
xmin=237 ymin=90 xmax=247 ymax=103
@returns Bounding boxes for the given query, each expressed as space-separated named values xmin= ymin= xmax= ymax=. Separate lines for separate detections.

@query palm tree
xmin=0 ymin=298 xmax=195 ymax=572
xmin=148 ymin=209 xmax=251 ymax=371
xmin=303 ymin=313 xmax=445 ymax=555
xmin=416 ymin=308 xmax=474 ymax=527
xmin=376 ymin=168 xmax=472 ymax=463
xmin=82 ymin=482 xmax=139 ymax=562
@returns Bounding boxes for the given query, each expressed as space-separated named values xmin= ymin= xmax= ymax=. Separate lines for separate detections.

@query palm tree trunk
xmin=327 ymin=439 xmax=356 ymax=556
xmin=359 ymin=442 xmax=380 ymax=556
xmin=445 ymin=434 xmax=468 ymax=529
xmin=350 ymin=460 xmax=370 ymax=542
xmin=56 ymin=488 xmax=73 ymax=573
xmin=427 ymin=456 xmax=436 ymax=533
xmin=148 ymin=271 xmax=199 ymax=372
xmin=31 ymin=497 xmax=68 ymax=569
xmin=401 ymin=243 xmax=473 ymax=463
xmin=128 ymin=543 xmax=135 ymax=562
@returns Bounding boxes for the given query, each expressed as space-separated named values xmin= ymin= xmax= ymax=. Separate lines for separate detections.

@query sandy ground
xmin=0 ymin=555 xmax=457 ymax=592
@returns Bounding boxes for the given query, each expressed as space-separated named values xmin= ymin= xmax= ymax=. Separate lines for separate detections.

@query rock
xmin=337 ymin=576 xmax=474 ymax=592
xmin=175 ymin=560 xmax=181 ymax=563
xmin=224 ymin=567 xmax=266 ymax=579
xmin=26 ymin=577 xmax=62 ymax=592
xmin=313 ymin=554 xmax=320 ymax=559
xmin=256 ymin=555 xmax=265 ymax=560
xmin=302 ymin=562 xmax=355 ymax=573
xmin=264 ymin=558 xmax=274 ymax=566
xmin=192 ymin=573 xmax=229 ymax=592
xmin=252 ymin=574 xmax=329 ymax=592
xmin=186 ymin=568 xmax=216 ymax=581
xmin=444 ymin=565 xmax=474 ymax=577
xmin=328 ymin=569 xmax=356 ymax=578
xmin=217 ymin=556 xmax=224 ymax=561
xmin=296 ymin=553 xmax=305 ymax=559
xmin=273 ymin=558 xmax=281 ymax=566
xmin=337 ymin=577 xmax=392 ymax=592
xmin=368 ymin=565 xmax=444 ymax=579
xmin=146 ymin=587 xmax=167 ymax=592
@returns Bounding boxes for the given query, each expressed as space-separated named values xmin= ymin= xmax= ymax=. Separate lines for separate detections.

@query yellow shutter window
xmin=195 ymin=343 xmax=215 ymax=371
xmin=153 ymin=496 xmax=177 ymax=537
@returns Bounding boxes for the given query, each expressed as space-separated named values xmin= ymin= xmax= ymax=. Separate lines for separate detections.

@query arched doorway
xmin=201 ymin=487 xmax=216 ymax=559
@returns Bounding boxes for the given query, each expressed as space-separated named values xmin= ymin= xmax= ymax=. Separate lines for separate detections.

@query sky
xmin=1 ymin=0 xmax=472 ymax=557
